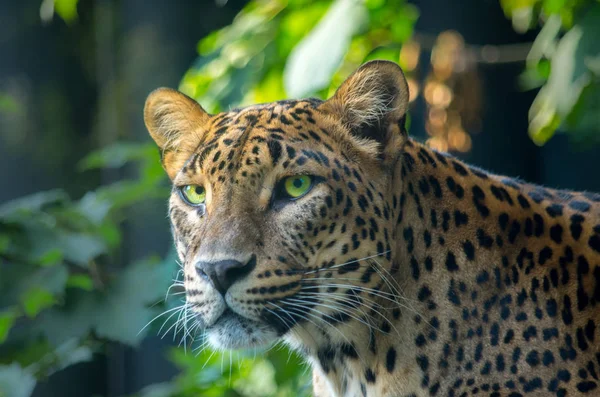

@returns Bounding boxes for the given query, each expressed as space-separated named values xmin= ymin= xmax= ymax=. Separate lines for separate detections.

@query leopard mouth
xmin=204 ymin=308 xmax=279 ymax=350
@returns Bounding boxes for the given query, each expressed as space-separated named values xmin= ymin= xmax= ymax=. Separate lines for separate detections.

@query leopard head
xmin=144 ymin=61 xmax=410 ymax=352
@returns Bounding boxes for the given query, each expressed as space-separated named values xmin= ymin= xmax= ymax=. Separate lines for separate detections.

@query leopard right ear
xmin=320 ymin=60 xmax=409 ymax=161
xmin=144 ymin=88 xmax=209 ymax=179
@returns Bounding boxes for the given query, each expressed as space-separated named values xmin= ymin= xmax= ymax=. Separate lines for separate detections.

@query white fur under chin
xmin=206 ymin=311 xmax=278 ymax=350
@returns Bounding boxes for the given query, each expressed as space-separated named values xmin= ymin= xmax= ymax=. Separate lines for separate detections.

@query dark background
xmin=1 ymin=0 xmax=598 ymax=395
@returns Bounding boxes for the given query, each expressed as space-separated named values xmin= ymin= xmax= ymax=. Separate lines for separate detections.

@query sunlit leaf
xmin=542 ymin=0 xmax=567 ymax=14
xmin=528 ymin=3 xmax=600 ymax=142
xmin=284 ymin=0 xmax=368 ymax=97
xmin=66 ymin=274 xmax=94 ymax=291
xmin=526 ymin=14 xmax=561 ymax=67
xmin=234 ymin=360 xmax=277 ymax=397
xmin=21 ymin=288 xmax=56 ymax=318
xmin=364 ymin=47 xmax=400 ymax=63
xmin=0 ymin=308 xmax=19 ymax=343
xmin=54 ymin=0 xmax=79 ymax=23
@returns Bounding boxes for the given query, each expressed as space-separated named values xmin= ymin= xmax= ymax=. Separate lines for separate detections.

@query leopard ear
xmin=321 ymin=60 xmax=409 ymax=150
xmin=144 ymin=88 xmax=209 ymax=179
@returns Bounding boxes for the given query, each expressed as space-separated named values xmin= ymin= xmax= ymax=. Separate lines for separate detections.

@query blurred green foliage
xmin=180 ymin=0 xmax=418 ymax=112
xmin=0 ymin=143 xmax=172 ymax=395
xmin=183 ymin=0 xmax=599 ymax=144
xmin=501 ymin=0 xmax=600 ymax=144
xmin=135 ymin=347 xmax=310 ymax=397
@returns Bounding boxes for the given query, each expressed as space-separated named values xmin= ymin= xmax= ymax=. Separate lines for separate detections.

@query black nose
xmin=195 ymin=255 xmax=257 ymax=295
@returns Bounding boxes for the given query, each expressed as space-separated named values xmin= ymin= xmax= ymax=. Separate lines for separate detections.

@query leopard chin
xmin=205 ymin=309 xmax=279 ymax=350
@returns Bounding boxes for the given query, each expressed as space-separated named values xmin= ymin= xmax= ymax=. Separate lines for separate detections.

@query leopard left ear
xmin=144 ymin=88 xmax=210 ymax=180
xmin=320 ymin=60 xmax=409 ymax=153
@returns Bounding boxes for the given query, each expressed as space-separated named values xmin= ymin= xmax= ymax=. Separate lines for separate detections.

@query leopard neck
xmin=386 ymin=139 xmax=599 ymax=395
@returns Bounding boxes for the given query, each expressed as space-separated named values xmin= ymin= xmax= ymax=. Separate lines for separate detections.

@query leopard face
xmin=145 ymin=61 xmax=408 ymax=352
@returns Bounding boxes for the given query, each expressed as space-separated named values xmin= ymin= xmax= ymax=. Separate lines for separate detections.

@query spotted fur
xmin=144 ymin=60 xmax=600 ymax=396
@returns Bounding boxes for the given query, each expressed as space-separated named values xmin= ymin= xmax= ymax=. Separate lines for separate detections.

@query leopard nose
xmin=195 ymin=255 xmax=257 ymax=295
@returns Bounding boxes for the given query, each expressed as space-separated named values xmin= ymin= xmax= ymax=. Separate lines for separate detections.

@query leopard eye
xmin=282 ymin=175 xmax=314 ymax=199
xmin=180 ymin=185 xmax=206 ymax=206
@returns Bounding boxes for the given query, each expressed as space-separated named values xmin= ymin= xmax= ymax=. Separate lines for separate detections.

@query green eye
xmin=180 ymin=185 xmax=206 ymax=206
xmin=283 ymin=175 xmax=313 ymax=199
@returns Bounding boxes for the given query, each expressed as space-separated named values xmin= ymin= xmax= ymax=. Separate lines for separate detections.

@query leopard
xmin=143 ymin=60 xmax=600 ymax=397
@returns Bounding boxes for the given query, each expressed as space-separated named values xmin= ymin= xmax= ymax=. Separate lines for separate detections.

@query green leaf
xmin=85 ymin=180 xmax=170 ymax=215
xmin=0 ymin=308 xmax=19 ymax=343
xmin=542 ymin=0 xmax=567 ymax=14
xmin=536 ymin=59 xmax=551 ymax=79
xmin=284 ymin=0 xmax=368 ymax=97
xmin=364 ymin=46 xmax=400 ymax=63
xmin=526 ymin=14 xmax=561 ymax=67
xmin=38 ymin=253 xmax=176 ymax=346
xmin=22 ymin=288 xmax=56 ymax=317
xmin=38 ymin=249 xmax=63 ymax=267
xmin=78 ymin=142 xmax=157 ymax=171
xmin=565 ymin=79 xmax=600 ymax=140
xmin=528 ymin=3 xmax=600 ymax=142
xmin=77 ymin=191 xmax=113 ymax=225
xmin=511 ymin=6 xmax=534 ymax=33
xmin=54 ymin=0 xmax=79 ymax=23
xmin=1 ymin=265 xmax=68 ymax=311
xmin=42 ymin=339 xmax=94 ymax=376
xmin=66 ymin=274 xmax=94 ymax=291
xmin=234 ymin=360 xmax=277 ymax=397
xmin=0 ymin=235 xmax=9 ymax=254
xmin=0 ymin=364 xmax=36 ymax=397
xmin=98 ymin=222 xmax=121 ymax=248
xmin=58 ymin=233 xmax=106 ymax=265
xmin=0 ymin=190 xmax=68 ymax=218
xmin=16 ymin=219 xmax=107 ymax=266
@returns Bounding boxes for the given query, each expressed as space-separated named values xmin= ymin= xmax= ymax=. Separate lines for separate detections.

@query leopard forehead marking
xmin=145 ymin=61 xmax=600 ymax=397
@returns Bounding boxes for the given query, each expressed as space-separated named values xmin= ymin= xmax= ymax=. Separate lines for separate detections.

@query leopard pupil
xmin=293 ymin=178 xmax=303 ymax=188
xmin=195 ymin=187 xmax=203 ymax=195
